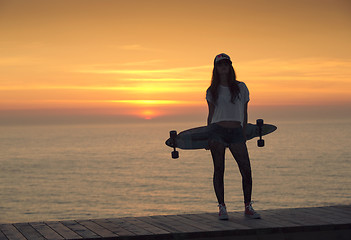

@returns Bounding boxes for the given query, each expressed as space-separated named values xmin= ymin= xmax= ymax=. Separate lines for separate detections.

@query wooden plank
xmin=333 ymin=205 xmax=351 ymax=211
xmin=295 ymin=207 xmax=337 ymax=226
xmin=258 ymin=209 xmax=303 ymax=227
xmin=310 ymin=207 xmax=349 ymax=224
xmin=251 ymin=210 xmax=296 ymax=228
xmin=92 ymin=218 xmax=136 ymax=237
xmin=199 ymin=213 xmax=251 ymax=231
xmin=136 ymin=216 xmax=181 ymax=234
xmin=139 ymin=214 xmax=243 ymax=240
xmin=60 ymin=220 xmax=100 ymax=239
xmin=180 ymin=213 xmax=257 ymax=239
xmin=260 ymin=208 xmax=319 ymax=227
xmin=29 ymin=222 xmax=64 ymax=240
xmin=76 ymin=220 xmax=118 ymax=238
xmin=269 ymin=208 xmax=331 ymax=227
xmin=0 ymin=229 xmax=9 ymax=240
xmin=14 ymin=223 xmax=46 ymax=240
xmin=193 ymin=213 xmax=251 ymax=230
xmin=0 ymin=224 xmax=27 ymax=240
xmin=292 ymin=208 xmax=331 ymax=226
xmin=300 ymin=208 xmax=337 ymax=225
xmin=262 ymin=208 xmax=304 ymax=226
xmin=298 ymin=208 xmax=342 ymax=226
xmin=319 ymin=205 xmax=351 ymax=216
xmin=180 ymin=213 xmax=231 ymax=232
xmin=323 ymin=206 xmax=351 ymax=220
xmin=175 ymin=213 xmax=265 ymax=240
xmin=218 ymin=211 xmax=284 ymax=230
xmin=45 ymin=221 xmax=82 ymax=239
xmin=167 ymin=214 xmax=220 ymax=231
xmin=123 ymin=217 xmax=170 ymax=235
xmin=107 ymin=217 xmax=154 ymax=236
xmin=156 ymin=215 xmax=204 ymax=233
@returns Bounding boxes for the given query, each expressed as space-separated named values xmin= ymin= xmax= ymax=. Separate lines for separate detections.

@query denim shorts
xmin=209 ymin=123 xmax=246 ymax=146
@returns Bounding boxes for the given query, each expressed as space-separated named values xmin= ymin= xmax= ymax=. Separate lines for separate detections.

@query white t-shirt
xmin=206 ymin=81 xmax=250 ymax=126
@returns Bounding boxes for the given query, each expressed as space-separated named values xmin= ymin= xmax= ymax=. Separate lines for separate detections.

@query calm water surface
xmin=1 ymin=119 xmax=350 ymax=223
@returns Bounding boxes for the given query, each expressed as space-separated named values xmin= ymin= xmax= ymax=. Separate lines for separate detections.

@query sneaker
xmin=218 ymin=203 xmax=229 ymax=220
xmin=245 ymin=202 xmax=261 ymax=219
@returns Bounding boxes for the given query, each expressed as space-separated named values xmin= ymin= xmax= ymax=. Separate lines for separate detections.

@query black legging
xmin=210 ymin=141 xmax=252 ymax=204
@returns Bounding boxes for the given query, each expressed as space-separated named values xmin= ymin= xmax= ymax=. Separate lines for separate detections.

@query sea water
xmin=1 ymin=118 xmax=350 ymax=223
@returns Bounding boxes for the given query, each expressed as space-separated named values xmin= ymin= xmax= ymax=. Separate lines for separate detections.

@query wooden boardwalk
xmin=1 ymin=205 xmax=350 ymax=240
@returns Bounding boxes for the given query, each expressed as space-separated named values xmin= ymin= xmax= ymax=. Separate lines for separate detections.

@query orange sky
xmin=0 ymin=0 xmax=350 ymax=121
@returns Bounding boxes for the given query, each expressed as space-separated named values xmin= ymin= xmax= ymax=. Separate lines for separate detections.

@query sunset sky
xmin=1 ymin=0 xmax=350 ymax=122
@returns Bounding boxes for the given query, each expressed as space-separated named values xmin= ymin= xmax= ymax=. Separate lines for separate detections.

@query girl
xmin=206 ymin=53 xmax=260 ymax=220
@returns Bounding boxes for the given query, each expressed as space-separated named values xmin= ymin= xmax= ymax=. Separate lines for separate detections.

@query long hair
xmin=207 ymin=61 xmax=240 ymax=104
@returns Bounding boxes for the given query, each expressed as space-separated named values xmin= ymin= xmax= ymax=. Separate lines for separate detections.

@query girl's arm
xmin=243 ymin=102 xmax=248 ymax=140
xmin=207 ymin=100 xmax=215 ymax=126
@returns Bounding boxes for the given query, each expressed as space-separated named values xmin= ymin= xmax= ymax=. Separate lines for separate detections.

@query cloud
xmin=108 ymin=100 xmax=202 ymax=106
xmin=240 ymin=58 xmax=351 ymax=80
xmin=119 ymin=59 xmax=165 ymax=66
xmin=123 ymin=78 xmax=205 ymax=82
xmin=116 ymin=44 xmax=162 ymax=52
xmin=0 ymin=83 xmax=201 ymax=93
xmin=0 ymin=57 xmax=43 ymax=66
xmin=72 ymin=60 xmax=166 ymax=70
xmin=118 ymin=44 xmax=144 ymax=50
xmin=74 ymin=65 xmax=211 ymax=75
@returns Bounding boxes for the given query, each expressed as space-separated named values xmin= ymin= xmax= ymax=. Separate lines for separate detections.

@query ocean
xmin=1 ymin=118 xmax=350 ymax=223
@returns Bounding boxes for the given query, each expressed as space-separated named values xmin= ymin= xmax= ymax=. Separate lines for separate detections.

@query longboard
xmin=165 ymin=119 xmax=277 ymax=158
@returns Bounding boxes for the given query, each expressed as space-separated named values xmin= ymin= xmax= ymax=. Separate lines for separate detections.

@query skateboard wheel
xmin=170 ymin=130 xmax=177 ymax=138
xmin=172 ymin=150 xmax=179 ymax=159
xmin=258 ymin=139 xmax=265 ymax=147
xmin=256 ymin=119 xmax=264 ymax=126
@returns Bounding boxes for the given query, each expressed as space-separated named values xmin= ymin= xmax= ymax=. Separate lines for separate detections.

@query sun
xmin=140 ymin=110 xmax=158 ymax=120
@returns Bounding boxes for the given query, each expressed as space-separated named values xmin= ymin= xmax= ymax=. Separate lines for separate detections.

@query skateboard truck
xmin=169 ymin=130 xmax=179 ymax=159
xmin=257 ymin=119 xmax=265 ymax=147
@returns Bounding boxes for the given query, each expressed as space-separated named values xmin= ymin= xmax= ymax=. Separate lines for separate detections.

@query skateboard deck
xmin=165 ymin=119 xmax=277 ymax=158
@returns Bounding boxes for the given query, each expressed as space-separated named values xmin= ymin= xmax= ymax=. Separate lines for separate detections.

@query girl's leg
xmin=228 ymin=143 xmax=252 ymax=204
xmin=210 ymin=141 xmax=226 ymax=204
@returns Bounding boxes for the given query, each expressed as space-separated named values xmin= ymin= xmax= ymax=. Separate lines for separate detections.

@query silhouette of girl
xmin=206 ymin=53 xmax=260 ymax=220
